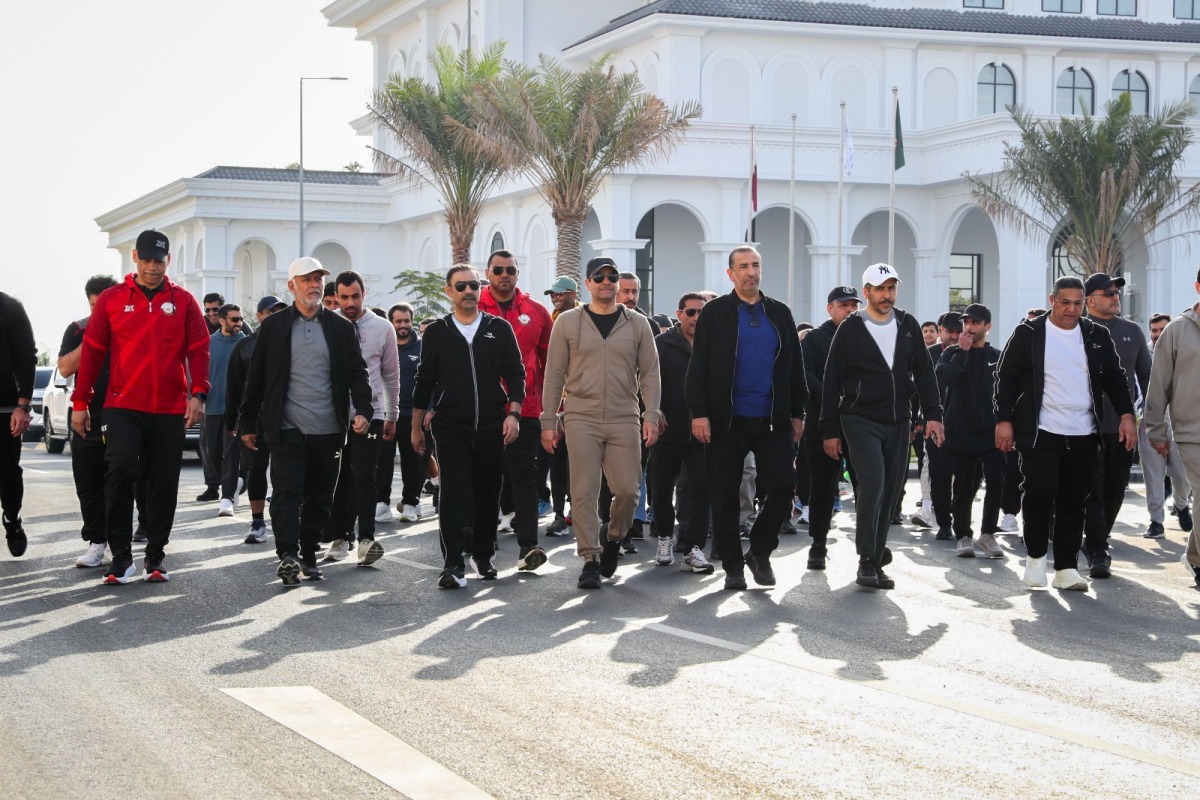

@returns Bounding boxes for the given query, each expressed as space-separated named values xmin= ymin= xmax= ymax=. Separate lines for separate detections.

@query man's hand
xmin=383 ymin=420 xmax=396 ymax=441
xmin=241 ymin=433 xmax=258 ymax=452
xmin=823 ymin=437 xmax=842 ymax=460
xmin=352 ymin=415 xmax=368 ymax=435
xmin=411 ymin=428 xmax=426 ymax=456
xmin=957 ymin=331 xmax=975 ymax=351
xmin=995 ymin=421 xmax=1014 ymax=453
xmin=541 ymin=429 xmax=560 ymax=455
xmin=1118 ymin=413 xmax=1136 ymax=451
xmin=925 ymin=420 xmax=945 ymax=447
xmin=185 ymin=396 xmax=204 ymax=428
xmin=10 ymin=407 xmax=30 ymax=437
xmin=791 ymin=418 xmax=805 ymax=444
xmin=691 ymin=417 xmax=711 ymax=444
xmin=1151 ymin=441 xmax=1171 ymax=459
xmin=642 ymin=420 xmax=659 ymax=448
xmin=71 ymin=409 xmax=90 ymax=438
xmin=422 ymin=409 xmax=435 ymax=430
xmin=502 ymin=415 xmax=519 ymax=445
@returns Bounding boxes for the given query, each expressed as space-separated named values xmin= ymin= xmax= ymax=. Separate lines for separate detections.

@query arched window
xmin=490 ymin=231 xmax=504 ymax=253
xmin=1056 ymin=68 xmax=1094 ymax=115
xmin=1189 ymin=75 xmax=1200 ymax=109
xmin=977 ymin=63 xmax=1015 ymax=115
xmin=1112 ymin=70 xmax=1149 ymax=114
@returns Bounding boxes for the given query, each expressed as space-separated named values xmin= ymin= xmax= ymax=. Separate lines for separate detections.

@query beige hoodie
xmin=539 ymin=305 xmax=661 ymax=428
xmin=1145 ymin=306 xmax=1200 ymax=445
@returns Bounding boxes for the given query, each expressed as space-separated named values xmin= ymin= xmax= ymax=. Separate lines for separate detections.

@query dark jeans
xmin=707 ymin=417 xmax=796 ymax=569
xmin=71 ymin=426 xmax=107 ymax=543
xmin=269 ymin=428 xmax=343 ymax=561
xmin=501 ymin=418 xmax=541 ymax=549
xmin=433 ymin=421 xmax=503 ymax=571
xmin=841 ymin=415 xmax=909 ymax=565
xmin=1001 ymin=449 xmax=1022 ymax=515
xmin=927 ymin=438 xmax=953 ymax=528
xmin=0 ymin=412 xmax=22 ymax=521
xmin=950 ymin=448 xmax=1006 ymax=539
xmin=1083 ymin=432 xmax=1134 ymax=556
xmin=1018 ymin=431 xmax=1099 ymax=571
xmin=805 ymin=429 xmax=843 ymax=548
xmin=327 ymin=420 xmax=385 ymax=543
xmin=651 ymin=440 xmax=709 ymax=551
xmin=102 ymin=409 xmax=184 ymax=560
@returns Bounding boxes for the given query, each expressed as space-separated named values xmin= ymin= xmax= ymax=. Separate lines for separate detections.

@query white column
xmin=912 ymin=247 xmax=941 ymax=322
xmin=807 ymin=244 xmax=865 ymax=324
xmin=588 ymin=238 xmax=649 ymax=275
xmin=996 ymin=234 xmax=1049 ymax=331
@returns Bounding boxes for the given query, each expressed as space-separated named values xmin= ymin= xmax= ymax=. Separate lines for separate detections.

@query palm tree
xmin=463 ymin=54 xmax=701 ymax=281
xmin=368 ymin=42 xmax=513 ymax=264
xmin=968 ymin=93 xmax=1200 ymax=277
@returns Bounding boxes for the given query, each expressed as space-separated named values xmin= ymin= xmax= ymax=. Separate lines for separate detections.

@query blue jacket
xmin=206 ymin=329 xmax=245 ymax=416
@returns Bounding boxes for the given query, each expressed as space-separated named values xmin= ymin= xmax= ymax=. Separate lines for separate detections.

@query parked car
xmin=23 ymin=366 xmax=53 ymax=441
xmin=41 ymin=366 xmax=201 ymax=456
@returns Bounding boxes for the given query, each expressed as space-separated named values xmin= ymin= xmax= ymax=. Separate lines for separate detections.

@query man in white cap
xmin=820 ymin=263 xmax=943 ymax=590
xmin=238 ymin=257 xmax=374 ymax=587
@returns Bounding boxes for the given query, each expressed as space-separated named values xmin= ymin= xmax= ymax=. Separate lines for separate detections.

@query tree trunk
xmin=554 ymin=215 xmax=584 ymax=283
xmin=446 ymin=208 xmax=475 ymax=266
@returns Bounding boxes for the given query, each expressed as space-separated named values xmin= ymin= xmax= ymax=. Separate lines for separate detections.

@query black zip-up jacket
xmin=994 ymin=314 xmax=1132 ymax=447
xmin=397 ymin=334 xmax=421 ymax=416
xmin=819 ymin=308 xmax=942 ymax=437
xmin=237 ymin=305 xmax=373 ymax=442
xmin=0 ymin=292 xmax=36 ymax=406
xmin=684 ymin=290 xmax=807 ymax=431
xmin=936 ymin=341 xmax=1002 ymax=453
xmin=655 ymin=326 xmax=697 ymax=445
xmin=412 ymin=312 xmax=525 ymax=431
xmin=801 ymin=318 xmax=837 ymax=420
xmin=225 ymin=331 xmax=257 ymax=433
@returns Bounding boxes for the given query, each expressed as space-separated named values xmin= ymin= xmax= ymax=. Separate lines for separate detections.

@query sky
xmin=0 ymin=1 xmax=373 ymax=357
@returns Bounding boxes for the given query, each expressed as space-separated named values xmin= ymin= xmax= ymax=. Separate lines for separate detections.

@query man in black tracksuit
xmin=239 ymin=258 xmax=374 ymax=586
xmin=924 ymin=311 xmax=961 ymax=538
xmin=1 ymin=291 xmax=37 ymax=557
xmin=802 ymin=286 xmax=862 ymax=570
xmin=821 ymin=264 xmax=943 ymax=590
xmin=412 ymin=265 xmax=528 ymax=589
xmin=935 ymin=303 xmax=1005 ymax=559
xmin=378 ymin=303 xmax=427 ymax=522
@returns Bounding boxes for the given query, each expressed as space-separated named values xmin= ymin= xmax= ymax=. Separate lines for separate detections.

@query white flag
xmin=841 ymin=112 xmax=854 ymax=177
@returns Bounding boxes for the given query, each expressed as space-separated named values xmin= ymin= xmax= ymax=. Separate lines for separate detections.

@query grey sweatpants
xmin=841 ymin=415 xmax=910 ymax=565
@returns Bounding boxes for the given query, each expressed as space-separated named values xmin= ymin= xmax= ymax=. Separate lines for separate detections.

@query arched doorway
xmin=750 ymin=206 xmax=812 ymax=317
xmin=312 ymin=241 xmax=352 ymax=274
xmin=946 ymin=208 xmax=1000 ymax=312
xmin=634 ymin=203 xmax=706 ymax=315
xmin=233 ymin=238 xmax=278 ymax=310
xmin=851 ymin=211 xmax=919 ymax=300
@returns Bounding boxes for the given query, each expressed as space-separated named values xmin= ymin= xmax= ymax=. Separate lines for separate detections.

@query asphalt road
xmin=3 ymin=442 xmax=1199 ymax=799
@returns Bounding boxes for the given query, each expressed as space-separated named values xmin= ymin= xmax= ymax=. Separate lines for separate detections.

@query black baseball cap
xmin=937 ymin=312 xmax=963 ymax=331
xmin=135 ymin=229 xmax=170 ymax=261
xmin=586 ymin=257 xmax=619 ymax=278
xmin=256 ymin=295 xmax=287 ymax=314
xmin=1084 ymin=272 xmax=1126 ymax=295
xmin=827 ymin=286 xmax=861 ymax=304
xmin=961 ymin=303 xmax=991 ymax=324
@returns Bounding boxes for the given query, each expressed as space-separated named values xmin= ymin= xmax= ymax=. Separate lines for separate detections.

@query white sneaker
xmin=498 ymin=512 xmax=515 ymax=533
xmin=75 ymin=542 xmax=112 ymax=568
xmin=1052 ymin=568 xmax=1089 ymax=591
xmin=374 ymin=502 xmax=395 ymax=523
xmin=910 ymin=507 xmax=935 ymax=529
xmin=976 ymin=533 xmax=1004 ymax=558
xmin=681 ymin=546 xmax=715 ymax=574
xmin=998 ymin=513 xmax=1019 ymax=533
xmin=956 ymin=536 xmax=975 ymax=557
xmin=398 ymin=504 xmax=420 ymax=523
xmin=655 ymin=536 xmax=674 ymax=566
xmin=1023 ymin=555 xmax=1048 ymax=587
xmin=800 ymin=506 xmax=810 ymax=524
xmin=357 ymin=539 xmax=384 ymax=566
xmin=218 ymin=498 xmax=235 ymax=517
xmin=323 ymin=539 xmax=350 ymax=562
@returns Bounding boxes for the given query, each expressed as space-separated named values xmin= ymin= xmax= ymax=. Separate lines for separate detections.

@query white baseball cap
xmin=862 ymin=263 xmax=901 ymax=287
xmin=287 ymin=256 xmax=330 ymax=281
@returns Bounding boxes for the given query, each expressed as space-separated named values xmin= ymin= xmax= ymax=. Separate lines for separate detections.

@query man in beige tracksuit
xmin=541 ymin=257 xmax=662 ymax=590
xmin=1144 ymin=270 xmax=1200 ymax=587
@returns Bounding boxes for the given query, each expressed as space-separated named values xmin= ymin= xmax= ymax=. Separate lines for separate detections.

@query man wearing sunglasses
xmin=1080 ymin=272 xmax=1151 ymax=579
xmin=203 ymin=293 xmax=224 ymax=334
xmin=202 ymin=304 xmax=246 ymax=516
xmin=478 ymin=250 xmax=552 ymax=569
xmin=541 ymin=257 xmax=662 ymax=589
xmin=413 ymin=265 xmax=528 ymax=589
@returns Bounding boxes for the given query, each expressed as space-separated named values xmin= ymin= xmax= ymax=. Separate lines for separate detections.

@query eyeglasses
xmin=681 ymin=308 xmax=701 ymax=318
xmin=1097 ymin=290 xmax=1121 ymax=299
xmin=227 ymin=317 xmax=243 ymax=323
xmin=490 ymin=266 xmax=517 ymax=276
xmin=590 ymin=273 xmax=619 ymax=284
xmin=454 ymin=280 xmax=480 ymax=292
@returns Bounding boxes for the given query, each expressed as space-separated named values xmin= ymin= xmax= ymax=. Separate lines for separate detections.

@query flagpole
xmin=837 ymin=101 xmax=845 ymax=285
xmin=788 ymin=113 xmax=796 ymax=310
xmin=748 ymin=125 xmax=756 ymax=243
xmin=889 ymin=86 xmax=898 ymax=267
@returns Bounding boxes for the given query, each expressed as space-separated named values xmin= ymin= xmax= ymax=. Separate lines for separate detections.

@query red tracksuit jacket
xmin=478 ymin=286 xmax=551 ymax=418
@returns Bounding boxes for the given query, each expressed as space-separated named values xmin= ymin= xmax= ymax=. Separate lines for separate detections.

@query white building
xmin=97 ymin=0 xmax=1200 ymax=327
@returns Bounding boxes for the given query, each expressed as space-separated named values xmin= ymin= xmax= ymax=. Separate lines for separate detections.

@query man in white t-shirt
xmin=994 ymin=276 xmax=1135 ymax=593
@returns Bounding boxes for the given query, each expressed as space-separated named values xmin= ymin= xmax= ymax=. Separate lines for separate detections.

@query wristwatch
xmin=15 ymin=403 xmax=32 ymax=413
xmin=508 ymin=410 xmax=521 ymax=420
xmin=194 ymin=392 xmax=208 ymax=402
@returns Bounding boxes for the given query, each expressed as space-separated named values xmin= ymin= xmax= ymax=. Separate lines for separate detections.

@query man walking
xmin=1 ymin=291 xmax=36 ymax=558
xmin=1080 ymin=272 xmax=1152 ymax=578
xmin=935 ymin=303 xmax=1005 ymax=559
xmin=1139 ymin=312 xmax=1193 ymax=538
xmin=71 ymin=230 xmax=210 ymax=584
xmin=821 ymin=264 xmax=943 ymax=590
xmin=201 ymin=304 xmax=246 ymax=514
xmin=995 ymin=276 xmax=1135 ymax=592
xmin=686 ymin=246 xmax=807 ymax=590
xmin=322 ymin=271 xmax=399 ymax=567
xmin=542 ymin=257 xmax=661 ymax=590
xmin=238 ymin=257 xmax=374 ymax=587
xmin=412 ymin=265 xmax=528 ymax=588
xmin=377 ymin=303 xmax=425 ymax=524
xmin=202 ymin=293 xmax=224 ymax=335
xmin=920 ymin=311 xmax=962 ymax=538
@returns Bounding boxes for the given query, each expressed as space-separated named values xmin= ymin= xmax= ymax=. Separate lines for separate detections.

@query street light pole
xmin=299 ymin=76 xmax=348 ymax=258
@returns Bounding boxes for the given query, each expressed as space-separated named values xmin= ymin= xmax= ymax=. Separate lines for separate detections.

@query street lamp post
xmin=299 ymin=76 xmax=348 ymax=258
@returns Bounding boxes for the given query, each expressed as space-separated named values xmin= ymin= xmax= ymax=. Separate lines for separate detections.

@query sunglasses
xmin=454 ymin=280 xmax=481 ymax=292
xmin=681 ymin=308 xmax=701 ymax=318
xmin=205 ymin=307 xmax=220 ymax=314
xmin=1096 ymin=290 xmax=1121 ymax=299
xmin=590 ymin=273 xmax=619 ymax=284
xmin=227 ymin=317 xmax=243 ymax=323
xmin=491 ymin=266 xmax=517 ymax=276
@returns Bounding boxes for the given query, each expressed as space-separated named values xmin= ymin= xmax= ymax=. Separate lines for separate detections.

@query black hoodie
xmin=655 ymin=326 xmax=697 ymax=444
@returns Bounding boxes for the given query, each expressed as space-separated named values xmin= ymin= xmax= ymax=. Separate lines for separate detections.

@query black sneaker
xmin=935 ymin=526 xmax=953 ymax=541
xmin=620 ymin=533 xmax=637 ymax=555
xmin=517 ymin=545 xmax=547 ymax=572
xmin=1179 ymin=506 xmax=1194 ymax=533
xmin=578 ymin=560 xmax=602 ymax=589
xmin=196 ymin=487 xmax=219 ymax=502
xmin=779 ymin=519 xmax=798 ymax=535
xmin=102 ymin=552 xmax=137 ymax=585
xmin=807 ymin=546 xmax=828 ymax=570
xmin=472 ymin=555 xmax=498 ymax=580
xmin=142 ymin=556 xmax=169 ymax=583
xmin=1144 ymin=521 xmax=1165 ymax=539
xmin=3 ymin=516 xmax=27 ymax=557
xmin=431 ymin=487 xmax=440 ymax=512
xmin=438 ymin=567 xmax=466 ymax=589
xmin=600 ymin=539 xmax=620 ymax=578
xmin=890 ymin=512 xmax=904 ymax=526
xmin=1087 ymin=550 xmax=1112 ymax=579
xmin=744 ymin=549 xmax=776 ymax=586
xmin=629 ymin=520 xmax=645 ymax=540
xmin=545 ymin=515 xmax=569 ymax=536
xmin=875 ymin=565 xmax=896 ymax=590
xmin=856 ymin=559 xmax=881 ymax=588
xmin=132 ymin=527 xmax=149 ymax=543
xmin=277 ymin=556 xmax=301 ymax=587
xmin=724 ymin=567 xmax=748 ymax=591
xmin=302 ymin=562 xmax=325 ymax=582
xmin=879 ymin=546 xmax=893 ymax=567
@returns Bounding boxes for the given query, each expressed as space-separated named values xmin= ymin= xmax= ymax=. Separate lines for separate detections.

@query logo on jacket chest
xmin=160 ymin=302 xmax=176 ymax=316
xmin=517 ymin=314 xmax=530 ymax=326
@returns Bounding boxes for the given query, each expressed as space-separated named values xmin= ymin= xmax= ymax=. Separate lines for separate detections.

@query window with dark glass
xmin=1056 ymin=68 xmax=1094 ymax=115
xmin=1112 ymin=70 xmax=1149 ymax=114
xmin=1043 ymin=0 xmax=1082 ymax=11
xmin=977 ymin=63 xmax=1016 ymax=115
xmin=490 ymin=231 xmax=504 ymax=253
xmin=949 ymin=255 xmax=980 ymax=312
xmin=1097 ymin=0 xmax=1136 ymax=15
xmin=1177 ymin=0 xmax=1200 ymax=19
xmin=1190 ymin=75 xmax=1200 ymax=107
xmin=964 ymin=0 xmax=1004 ymax=8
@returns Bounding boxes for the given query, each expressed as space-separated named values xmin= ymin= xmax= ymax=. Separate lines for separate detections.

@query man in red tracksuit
xmin=71 ymin=230 xmax=209 ymax=585
xmin=478 ymin=249 xmax=552 ymax=572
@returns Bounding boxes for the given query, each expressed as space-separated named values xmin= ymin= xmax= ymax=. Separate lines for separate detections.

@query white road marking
xmin=222 ymin=686 xmax=494 ymax=799
xmin=617 ymin=617 xmax=1200 ymax=779
xmin=380 ymin=553 xmax=440 ymax=571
